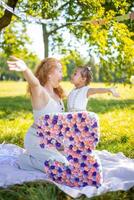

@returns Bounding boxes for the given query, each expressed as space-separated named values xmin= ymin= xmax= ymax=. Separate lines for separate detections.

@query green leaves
xmin=0 ymin=0 xmax=134 ymax=83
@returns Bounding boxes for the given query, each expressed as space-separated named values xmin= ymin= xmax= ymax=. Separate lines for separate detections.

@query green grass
xmin=0 ymin=81 xmax=134 ymax=200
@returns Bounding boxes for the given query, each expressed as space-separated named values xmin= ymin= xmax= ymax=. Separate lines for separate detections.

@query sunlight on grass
xmin=0 ymin=81 xmax=27 ymax=97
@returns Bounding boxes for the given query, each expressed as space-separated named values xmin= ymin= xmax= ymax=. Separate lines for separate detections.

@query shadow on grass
xmin=0 ymin=96 xmax=134 ymax=118
xmin=0 ymin=181 xmax=67 ymax=200
xmin=0 ymin=181 xmax=133 ymax=200
xmin=87 ymin=98 xmax=134 ymax=114
xmin=0 ymin=96 xmax=32 ymax=119
xmin=64 ymin=98 xmax=134 ymax=114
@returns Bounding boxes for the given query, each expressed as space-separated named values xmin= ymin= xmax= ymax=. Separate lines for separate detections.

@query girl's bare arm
xmin=87 ymin=87 xmax=120 ymax=98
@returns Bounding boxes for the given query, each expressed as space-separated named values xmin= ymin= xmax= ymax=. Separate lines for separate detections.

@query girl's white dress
xmin=0 ymin=87 xmax=134 ymax=198
xmin=67 ymin=86 xmax=89 ymax=112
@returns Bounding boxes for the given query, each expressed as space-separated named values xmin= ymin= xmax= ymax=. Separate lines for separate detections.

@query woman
xmin=7 ymin=56 xmax=69 ymax=171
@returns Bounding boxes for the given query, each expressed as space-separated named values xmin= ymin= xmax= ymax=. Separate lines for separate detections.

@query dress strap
xmin=44 ymin=87 xmax=61 ymax=103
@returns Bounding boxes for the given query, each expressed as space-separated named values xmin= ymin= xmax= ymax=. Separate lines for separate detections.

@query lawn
xmin=0 ymin=81 xmax=134 ymax=200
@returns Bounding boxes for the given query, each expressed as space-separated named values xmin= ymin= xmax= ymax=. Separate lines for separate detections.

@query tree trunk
xmin=0 ymin=0 xmax=18 ymax=31
xmin=42 ymin=24 xmax=49 ymax=58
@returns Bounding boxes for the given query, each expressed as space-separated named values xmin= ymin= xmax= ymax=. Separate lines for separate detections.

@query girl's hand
xmin=110 ymin=87 xmax=120 ymax=98
xmin=7 ymin=56 xmax=27 ymax=72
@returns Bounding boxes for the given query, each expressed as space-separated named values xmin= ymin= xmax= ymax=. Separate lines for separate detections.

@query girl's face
xmin=71 ymin=68 xmax=85 ymax=86
xmin=49 ymin=62 xmax=63 ymax=88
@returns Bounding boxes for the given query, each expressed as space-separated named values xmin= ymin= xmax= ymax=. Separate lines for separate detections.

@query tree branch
xmin=48 ymin=23 xmax=70 ymax=35
xmin=129 ymin=12 xmax=134 ymax=20
xmin=0 ymin=0 xmax=18 ymax=31
xmin=57 ymin=0 xmax=70 ymax=11
xmin=48 ymin=11 xmax=81 ymax=35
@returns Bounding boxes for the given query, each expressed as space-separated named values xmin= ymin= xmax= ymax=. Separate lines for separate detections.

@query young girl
xmin=67 ymin=66 xmax=120 ymax=112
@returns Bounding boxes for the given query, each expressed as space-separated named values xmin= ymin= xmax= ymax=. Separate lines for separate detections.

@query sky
xmin=26 ymin=24 xmax=44 ymax=59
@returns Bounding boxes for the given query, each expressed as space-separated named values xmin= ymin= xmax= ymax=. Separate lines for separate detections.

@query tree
xmin=66 ymin=0 xmax=134 ymax=83
xmin=61 ymin=50 xmax=87 ymax=80
xmin=0 ymin=16 xmax=39 ymax=80
xmin=0 ymin=0 xmax=134 ymax=83
xmin=0 ymin=0 xmax=18 ymax=31
xmin=1 ymin=0 xmax=133 ymax=56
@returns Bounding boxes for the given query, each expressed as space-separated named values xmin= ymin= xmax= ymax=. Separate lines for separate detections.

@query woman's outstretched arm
xmin=7 ymin=56 xmax=44 ymax=98
xmin=7 ymin=56 xmax=40 ymax=87
xmin=87 ymin=87 xmax=120 ymax=98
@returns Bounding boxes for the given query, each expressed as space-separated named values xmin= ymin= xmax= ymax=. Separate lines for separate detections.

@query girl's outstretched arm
xmin=87 ymin=87 xmax=120 ymax=98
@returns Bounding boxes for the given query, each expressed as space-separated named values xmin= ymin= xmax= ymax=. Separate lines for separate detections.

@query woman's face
xmin=49 ymin=62 xmax=63 ymax=87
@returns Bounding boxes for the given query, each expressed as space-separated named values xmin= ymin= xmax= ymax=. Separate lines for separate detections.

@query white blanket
xmin=0 ymin=143 xmax=134 ymax=198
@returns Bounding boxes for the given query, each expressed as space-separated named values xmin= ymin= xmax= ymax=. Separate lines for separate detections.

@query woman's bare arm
xmin=7 ymin=56 xmax=39 ymax=86
xmin=7 ymin=56 xmax=43 ymax=96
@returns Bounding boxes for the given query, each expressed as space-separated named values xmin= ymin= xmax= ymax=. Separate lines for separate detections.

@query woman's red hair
xmin=27 ymin=57 xmax=65 ymax=99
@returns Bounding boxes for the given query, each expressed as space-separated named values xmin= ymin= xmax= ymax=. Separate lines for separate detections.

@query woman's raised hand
xmin=7 ymin=56 xmax=27 ymax=72
xmin=110 ymin=87 xmax=120 ymax=98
